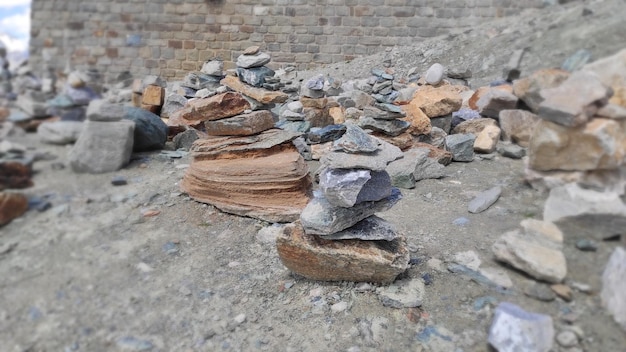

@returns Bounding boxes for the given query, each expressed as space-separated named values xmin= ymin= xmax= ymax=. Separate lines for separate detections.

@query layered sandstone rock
xmin=167 ymin=91 xmax=251 ymax=127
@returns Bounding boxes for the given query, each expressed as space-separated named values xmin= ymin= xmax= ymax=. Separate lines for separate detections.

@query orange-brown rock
xmin=468 ymin=85 xmax=514 ymax=110
xmin=409 ymin=85 xmax=465 ymax=118
xmin=413 ymin=142 xmax=452 ymax=165
xmin=474 ymin=125 xmax=501 ymax=154
xmin=0 ymin=107 xmax=9 ymax=121
xmin=181 ymin=129 xmax=312 ymax=222
xmin=329 ymin=106 xmax=345 ymax=124
xmin=512 ymin=68 xmax=570 ymax=112
xmin=0 ymin=161 xmax=33 ymax=190
xmin=276 ymin=221 xmax=409 ymax=284
xmin=204 ymin=110 xmax=274 ymax=136
xmin=529 ymin=118 xmax=626 ymax=171
xmin=372 ymin=131 xmax=414 ymax=151
xmin=220 ymin=75 xmax=288 ymax=104
xmin=304 ymin=107 xmax=334 ymax=128
xmin=168 ymin=92 xmax=250 ymax=127
xmin=300 ymin=97 xmax=328 ymax=109
xmin=401 ymin=102 xmax=432 ymax=136
xmin=142 ymin=85 xmax=165 ymax=106
xmin=451 ymin=117 xmax=498 ymax=135
xmin=0 ymin=192 xmax=28 ymax=226
xmin=140 ymin=103 xmax=160 ymax=115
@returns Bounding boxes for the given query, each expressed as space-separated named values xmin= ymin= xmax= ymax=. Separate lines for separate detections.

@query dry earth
xmin=2 ymin=0 xmax=626 ymax=351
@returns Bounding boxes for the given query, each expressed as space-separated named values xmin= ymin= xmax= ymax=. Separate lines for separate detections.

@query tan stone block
xmin=410 ymin=84 xmax=465 ymax=118
xmin=401 ymin=102 xmax=431 ymax=136
xmin=142 ymin=85 xmax=165 ymax=106
xmin=474 ymin=125 xmax=501 ymax=154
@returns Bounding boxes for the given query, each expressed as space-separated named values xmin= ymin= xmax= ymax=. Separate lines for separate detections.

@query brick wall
xmin=29 ymin=0 xmax=545 ymax=83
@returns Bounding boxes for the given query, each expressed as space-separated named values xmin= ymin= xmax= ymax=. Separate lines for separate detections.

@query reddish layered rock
xmin=181 ymin=129 xmax=312 ymax=222
xmin=204 ymin=110 xmax=275 ymax=136
xmin=0 ymin=192 xmax=28 ymax=226
xmin=276 ymin=221 xmax=409 ymax=284
xmin=372 ymin=131 xmax=414 ymax=151
xmin=220 ymin=75 xmax=288 ymax=104
xmin=168 ymin=92 xmax=250 ymax=127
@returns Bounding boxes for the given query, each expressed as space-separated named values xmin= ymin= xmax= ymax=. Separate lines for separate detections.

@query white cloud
xmin=0 ymin=0 xmax=31 ymax=9
xmin=0 ymin=9 xmax=30 ymax=39
xmin=0 ymin=33 xmax=28 ymax=53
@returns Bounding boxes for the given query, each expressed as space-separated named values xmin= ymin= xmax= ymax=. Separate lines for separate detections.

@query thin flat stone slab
xmin=221 ymin=75 xmax=288 ymax=104
xmin=236 ymin=51 xmax=271 ymax=69
xmin=168 ymin=91 xmax=251 ymax=127
xmin=468 ymin=186 xmax=502 ymax=213
xmin=513 ymin=68 xmax=570 ymax=113
xmin=332 ymin=124 xmax=379 ymax=153
xmin=601 ymin=247 xmax=626 ymax=331
xmin=276 ymin=221 xmax=409 ymax=284
xmin=204 ymin=110 xmax=275 ymax=136
xmin=322 ymin=138 xmax=404 ymax=171
xmin=358 ymin=116 xmax=410 ymax=137
xmin=488 ymin=302 xmax=554 ymax=352
xmin=300 ymin=188 xmax=402 ymax=235
xmin=320 ymin=215 xmax=401 ymax=241
xmin=319 ymin=168 xmax=392 ymax=208
xmin=181 ymin=145 xmax=311 ymax=223
xmin=189 ymin=128 xmax=301 ymax=159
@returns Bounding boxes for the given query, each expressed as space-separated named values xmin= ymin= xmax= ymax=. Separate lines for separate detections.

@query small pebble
xmin=421 ymin=273 xmax=433 ymax=285
xmin=575 ymin=239 xmax=597 ymax=251
xmin=571 ymin=282 xmax=592 ymax=293
xmin=452 ymin=217 xmax=470 ymax=226
xmin=234 ymin=313 xmax=246 ymax=325
xmin=550 ymin=284 xmax=573 ymax=302
xmin=556 ymin=330 xmax=579 ymax=348
xmin=111 ymin=176 xmax=128 ymax=186
xmin=331 ymin=301 xmax=348 ymax=313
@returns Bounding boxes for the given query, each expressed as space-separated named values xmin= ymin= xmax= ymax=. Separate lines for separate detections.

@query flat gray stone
xmin=322 ymin=138 xmax=403 ymax=171
xmin=37 ymin=121 xmax=84 ymax=145
xmin=300 ymin=188 xmax=402 ymax=235
xmin=444 ymin=133 xmax=475 ymax=162
xmin=468 ymin=186 xmax=502 ymax=213
xmin=236 ymin=52 xmax=271 ymax=69
xmin=488 ymin=302 xmax=554 ymax=352
xmin=201 ymin=60 xmax=223 ymax=76
xmin=320 ymin=215 xmax=400 ymax=241
xmin=87 ymin=99 xmax=125 ymax=121
xmin=358 ymin=116 xmax=410 ymax=137
xmin=377 ymin=278 xmax=425 ymax=308
xmin=601 ymin=247 xmax=626 ymax=331
xmin=332 ymin=124 xmax=379 ymax=153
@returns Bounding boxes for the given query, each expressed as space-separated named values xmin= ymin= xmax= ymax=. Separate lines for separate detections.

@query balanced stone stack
xmin=358 ymin=104 xmax=410 ymax=149
xmin=139 ymin=75 xmax=167 ymax=114
xmin=369 ymin=68 xmax=400 ymax=104
xmin=276 ymin=100 xmax=310 ymax=133
xmin=45 ymin=70 xmax=99 ymax=122
xmin=276 ymin=125 xmax=409 ymax=284
xmin=236 ymin=46 xmax=274 ymax=89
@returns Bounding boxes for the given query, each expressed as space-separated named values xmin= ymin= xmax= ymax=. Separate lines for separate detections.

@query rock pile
xmin=277 ymin=125 xmax=409 ymax=284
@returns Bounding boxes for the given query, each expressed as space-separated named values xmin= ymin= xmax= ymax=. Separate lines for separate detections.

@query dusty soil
xmin=2 ymin=0 xmax=626 ymax=351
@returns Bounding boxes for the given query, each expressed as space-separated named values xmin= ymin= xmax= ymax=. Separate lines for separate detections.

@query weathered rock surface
xmin=371 ymin=131 xmax=414 ymax=151
xmin=583 ymin=48 xmax=626 ymax=108
xmin=320 ymin=215 xmax=401 ymax=241
xmin=0 ymin=192 xmax=29 ymax=226
xmin=445 ymin=133 xmax=475 ymax=162
xmin=0 ymin=161 xmax=32 ymax=190
xmin=513 ymin=68 xmax=570 ymax=112
xmin=498 ymin=109 xmax=540 ymax=147
xmin=300 ymin=188 xmax=402 ymax=235
xmin=601 ymin=247 xmax=626 ymax=331
xmin=37 ymin=121 xmax=83 ymax=145
xmin=451 ymin=117 xmax=497 ymax=135
xmin=168 ymin=92 xmax=251 ymax=127
xmin=409 ymin=85 xmax=464 ymax=118
xmin=488 ymin=302 xmax=554 ymax=352
xmin=180 ymin=129 xmax=311 ymax=222
xmin=378 ymin=278 xmax=425 ymax=308
xmin=319 ymin=169 xmax=392 ymax=208
xmin=400 ymin=102 xmax=431 ymax=136
xmin=236 ymin=51 xmax=271 ymax=69
xmin=357 ymin=116 xmax=410 ymax=137
xmin=322 ymin=138 xmax=403 ymax=171
xmin=124 ymin=107 xmax=168 ymax=152
xmin=528 ymin=118 xmax=626 ymax=171
xmin=68 ymin=120 xmax=135 ymax=173
xmin=474 ymin=125 xmax=501 ymax=154
xmin=538 ymin=70 xmax=612 ymax=127
xmin=476 ymin=88 xmax=519 ymax=118
xmin=468 ymin=186 xmax=502 ymax=213
xmin=204 ymin=110 xmax=274 ymax=136
xmin=276 ymin=221 xmax=409 ymax=284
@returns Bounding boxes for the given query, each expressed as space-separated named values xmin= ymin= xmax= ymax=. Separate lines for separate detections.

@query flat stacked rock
xmin=277 ymin=125 xmax=409 ymax=284
xmin=236 ymin=46 xmax=275 ymax=88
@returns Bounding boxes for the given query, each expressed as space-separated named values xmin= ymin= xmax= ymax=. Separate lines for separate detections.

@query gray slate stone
xmin=332 ymin=124 xmax=379 ymax=153
xmin=445 ymin=134 xmax=475 ymax=162
xmin=236 ymin=66 xmax=275 ymax=87
xmin=601 ymin=247 xmax=626 ymax=331
xmin=236 ymin=52 xmax=271 ymax=69
xmin=37 ymin=121 xmax=84 ymax=145
xmin=161 ymin=93 xmax=187 ymax=119
xmin=323 ymin=138 xmax=403 ymax=171
xmin=16 ymin=93 xmax=48 ymax=117
xmin=173 ymin=129 xmax=199 ymax=151
xmin=68 ymin=120 xmax=135 ymax=173
xmin=307 ymin=124 xmax=346 ymax=144
xmin=358 ymin=116 xmax=410 ymax=137
xmin=320 ymin=215 xmax=401 ymax=241
xmin=386 ymin=148 xmax=446 ymax=189
xmin=201 ymin=60 xmax=224 ymax=76
xmin=123 ymin=107 xmax=168 ymax=152
xmin=430 ymin=114 xmax=453 ymax=134
xmin=300 ymin=188 xmax=402 ymax=235
xmin=87 ymin=99 xmax=125 ymax=121
xmin=488 ymin=302 xmax=554 ymax=352
xmin=377 ymin=278 xmax=425 ymax=308
xmin=319 ymin=168 xmax=392 ymax=208
xmin=497 ymin=142 xmax=526 ymax=159
xmin=468 ymin=186 xmax=502 ymax=213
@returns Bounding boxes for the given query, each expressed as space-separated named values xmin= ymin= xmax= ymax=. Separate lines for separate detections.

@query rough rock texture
xmin=476 ymin=88 xmax=519 ymax=118
xmin=488 ymin=302 xmax=554 ymax=352
xmin=543 ymin=182 xmax=626 ymax=240
xmin=204 ymin=110 xmax=275 ymax=136
xmin=528 ymin=118 xmax=626 ymax=171
xmin=320 ymin=215 xmax=401 ymax=241
xmin=167 ymin=92 xmax=251 ymax=127
xmin=372 ymin=131 xmax=414 ymax=151
xmin=583 ymin=48 xmax=626 ymax=108
xmin=512 ymin=68 xmax=570 ymax=113
xmin=444 ymin=133 xmax=475 ymax=162
xmin=221 ymin=75 xmax=288 ymax=104
xmin=468 ymin=186 xmax=502 ymax=213
xmin=68 ymin=120 xmax=135 ymax=174
xmin=386 ymin=147 xmax=446 ymax=189
xmin=409 ymin=85 xmax=464 ymax=118
xmin=0 ymin=161 xmax=33 ymax=190
xmin=0 ymin=192 xmax=29 ymax=226
xmin=498 ymin=109 xmax=540 ymax=147
xmin=321 ymin=138 xmax=403 ymax=171
xmin=37 ymin=121 xmax=83 ymax=145
xmin=451 ymin=117 xmax=497 ymax=135
xmin=319 ymin=169 xmax=392 ymax=208
xmin=400 ymin=102 xmax=432 ymax=136
xmin=276 ymin=221 xmax=409 ymax=284
xmin=474 ymin=125 xmax=501 ymax=154
xmin=357 ymin=116 xmax=410 ymax=137
xmin=123 ymin=107 xmax=168 ymax=152
xmin=601 ymin=247 xmax=626 ymax=331
xmin=86 ymin=99 xmax=125 ymax=121
xmin=180 ymin=129 xmax=311 ymax=222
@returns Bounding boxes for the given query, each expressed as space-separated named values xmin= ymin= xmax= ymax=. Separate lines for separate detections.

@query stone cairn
xmin=177 ymin=49 xmax=312 ymax=223
xmin=276 ymin=124 xmax=409 ymax=284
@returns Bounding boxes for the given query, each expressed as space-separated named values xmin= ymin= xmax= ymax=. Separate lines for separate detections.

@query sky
xmin=0 ymin=0 xmax=31 ymax=53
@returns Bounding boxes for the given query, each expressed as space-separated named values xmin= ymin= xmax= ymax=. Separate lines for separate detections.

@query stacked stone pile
xmin=277 ymin=125 xmax=409 ymax=284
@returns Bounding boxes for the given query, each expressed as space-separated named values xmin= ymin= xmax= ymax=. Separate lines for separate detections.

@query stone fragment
xmin=300 ymin=97 xmax=329 ymax=109
xmin=123 ymin=107 xmax=168 ymax=152
xmin=601 ymin=247 xmax=626 ymax=331
xmin=68 ymin=120 xmax=135 ymax=173
xmin=160 ymin=93 xmax=187 ymax=119
xmin=237 ymin=66 xmax=275 ymax=87
xmin=372 ymin=131 xmax=414 ymax=151
xmin=429 ymin=114 xmax=452 ymax=133
xmin=319 ymin=169 xmax=392 ymax=208
xmin=488 ymin=302 xmax=554 ymax=352
xmin=236 ymin=51 xmax=271 ymax=68
xmin=409 ymin=85 xmax=464 ymax=118
xmin=220 ymin=76 xmax=289 ymax=104
xmin=451 ymin=108 xmax=481 ymax=130
xmin=493 ymin=229 xmax=567 ymax=283
xmin=180 ymin=129 xmax=311 ymax=222
xmin=358 ymin=116 xmax=410 ymax=137
xmin=307 ymin=124 xmax=346 ymax=144
xmin=322 ymin=139 xmax=403 ymax=171
xmin=550 ymin=284 xmax=573 ymax=302
xmin=204 ymin=110 xmax=274 ymax=136
xmin=332 ymin=124 xmax=379 ymax=153
xmin=201 ymin=59 xmax=223 ymax=76
xmin=476 ymin=88 xmax=519 ymax=118
xmin=445 ymin=134 xmax=475 ymax=162
xmin=0 ymin=192 xmax=28 ymax=226
xmin=329 ymin=106 xmax=345 ymax=124
xmin=474 ymin=125 xmax=501 ymax=154
xmin=37 ymin=121 xmax=83 ymax=145
xmin=142 ymin=85 xmax=165 ymax=106
xmin=276 ymin=221 xmax=409 ymax=284
xmin=416 ymin=126 xmax=446 ymax=149
xmin=413 ymin=142 xmax=452 ymax=165
xmin=513 ymin=68 xmax=570 ymax=112
xmin=523 ymin=282 xmax=557 ymax=301
xmin=583 ymin=48 xmax=626 ymax=108
xmin=173 ymin=129 xmax=200 ymax=151
xmin=425 ymin=63 xmax=445 ymax=85
xmin=321 ymin=215 xmax=401 ymax=241
xmin=400 ymin=102 xmax=432 ymax=136
xmin=498 ymin=109 xmax=539 ymax=147
xmin=544 ymin=183 xmax=626 ymax=240
xmin=596 ymin=103 xmax=626 ymax=119
xmin=561 ymin=49 xmax=592 ymax=72
xmin=0 ymin=161 xmax=32 ymax=190
xmin=65 ymin=85 xmax=99 ymax=106
xmin=478 ymin=267 xmax=513 ymax=289
xmin=378 ymin=278 xmax=425 ymax=308
xmin=503 ymin=49 xmax=526 ymax=81
xmin=528 ymin=118 xmax=626 ymax=171
xmin=168 ymin=92 xmax=251 ymax=127
xmin=300 ymin=188 xmax=402 ymax=235
xmin=468 ymin=186 xmax=502 ymax=213
xmin=538 ymin=70 xmax=612 ymax=127
xmin=452 ymin=117 xmax=497 ymax=135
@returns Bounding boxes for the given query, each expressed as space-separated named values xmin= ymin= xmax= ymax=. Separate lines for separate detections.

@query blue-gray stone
xmin=445 ymin=134 xmax=475 ymax=162
xmin=65 ymin=85 xmax=99 ymax=106
xmin=451 ymin=108 xmax=481 ymax=129
xmin=237 ymin=66 xmax=275 ymax=87
xmin=276 ymin=119 xmax=311 ymax=133
xmin=182 ymin=72 xmax=221 ymax=90
xmin=324 ymin=137 xmax=403 ymax=171
xmin=561 ymin=49 xmax=592 ymax=72
xmin=123 ymin=107 xmax=168 ymax=152
xmin=307 ymin=124 xmax=346 ymax=144
xmin=363 ymin=106 xmax=404 ymax=120
xmin=468 ymin=186 xmax=502 ymax=213
xmin=371 ymin=68 xmax=385 ymax=77
xmin=305 ymin=74 xmax=325 ymax=90
xmin=488 ymin=302 xmax=554 ymax=352
xmin=358 ymin=116 xmax=410 ymax=137
xmin=375 ymin=102 xmax=404 ymax=114
xmin=320 ymin=168 xmax=392 ymax=207
xmin=47 ymin=94 xmax=75 ymax=108
xmin=332 ymin=124 xmax=379 ymax=153
xmin=320 ymin=215 xmax=400 ymax=241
